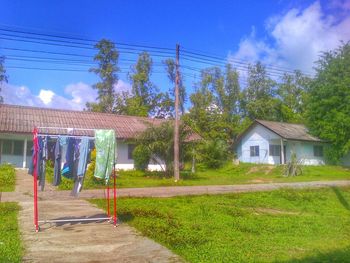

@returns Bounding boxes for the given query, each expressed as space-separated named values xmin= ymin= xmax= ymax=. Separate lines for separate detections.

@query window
xmin=314 ymin=145 xmax=323 ymax=157
xmin=2 ymin=140 xmax=12 ymax=155
xmin=128 ymin=144 xmax=135 ymax=160
xmin=13 ymin=141 xmax=23 ymax=155
xmin=27 ymin=141 xmax=33 ymax=156
xmin=250 ymin=146 xmax=259 ymax=157
xmin=269 ymin=144 xmax=281 ymax=156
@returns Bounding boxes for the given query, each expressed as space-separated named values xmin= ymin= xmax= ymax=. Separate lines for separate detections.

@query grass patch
xmin=91 ymin=187 xmax=350 ymax=262
xmin=46 ymin=161 xmax=350 ymax=190
xmin=0 ymin=202 xmax=22 ymax=262
xmin=0 ymin=164 xmax=16 ymax=192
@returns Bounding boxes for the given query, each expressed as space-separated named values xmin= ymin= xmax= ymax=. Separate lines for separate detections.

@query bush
xmin=133 ymin=145 xmax=151 ymax=171
xmin=197 ymin=140 xmax=229 ymax=169
xmin=0 ymin=164 xmax=16 ymax=192
xmin=283 ymin=152 xmax=303 ymax=177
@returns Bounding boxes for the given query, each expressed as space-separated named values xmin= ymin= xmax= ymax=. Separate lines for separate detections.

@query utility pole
xmin=174 ymin=44 xmax=180 ymax=182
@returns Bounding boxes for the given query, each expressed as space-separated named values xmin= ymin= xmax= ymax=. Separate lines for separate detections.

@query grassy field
xmin=0 ymin=202 xmax=22 ymax=263
xmin=91 ymin=187 xmax=350 ymax=262
xmin=0 ymin=164 xmax=16 ymax=192
xmin=47 ymin=162 xmax=350 ymax=190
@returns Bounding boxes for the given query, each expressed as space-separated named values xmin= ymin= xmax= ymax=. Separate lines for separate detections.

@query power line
xmin=0 ymin=26 xmax=174 ymax=51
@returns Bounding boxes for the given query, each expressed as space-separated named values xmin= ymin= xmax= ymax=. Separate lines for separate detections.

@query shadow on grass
xmin=277 ymin=247 xmax=350 ymax=262
xmin=332 ymin=186 xmax=350 ymax=211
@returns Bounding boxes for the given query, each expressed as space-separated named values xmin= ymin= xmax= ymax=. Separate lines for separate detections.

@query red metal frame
xmin=32 ymin=127 xmax=117 ymax=232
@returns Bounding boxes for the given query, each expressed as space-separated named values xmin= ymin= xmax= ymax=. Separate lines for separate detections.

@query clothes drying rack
xmin=32 ymin=127 xmax=117 ymax=232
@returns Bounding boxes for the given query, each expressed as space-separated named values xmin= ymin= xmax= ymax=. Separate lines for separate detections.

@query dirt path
xmin=8 ymin=170 xmax=182 ymax=263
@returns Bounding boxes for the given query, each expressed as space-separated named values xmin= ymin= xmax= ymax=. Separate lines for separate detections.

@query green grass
xmin=47 ymin=162 xmax=350 ymax=190
xmin=0 ymin=164 xmax=16 ymax=192
xmin=0 ymin=203 xmax=22 ymax=263
xmin=91 ymin=187 xmax=350 ymax=262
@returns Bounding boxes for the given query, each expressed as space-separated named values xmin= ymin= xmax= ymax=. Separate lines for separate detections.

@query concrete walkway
xmin=4 ymin=170 xmax=182 ymax=263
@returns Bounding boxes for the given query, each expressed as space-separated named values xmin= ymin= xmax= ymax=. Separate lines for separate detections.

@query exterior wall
xmin=116 ymin=141 xmax=165 ymax=171
xmin=237 ymin=125 xmax=281 ymax=164
xmin=0 ymin=133 xmax=166 ymax=171
xmin=286 ymin=141 xmax=326 ymax=165
xmin=237 ymin=125 xmax=327 ymax=166
xmin=0 ymin=133 xmax=32 ymax=168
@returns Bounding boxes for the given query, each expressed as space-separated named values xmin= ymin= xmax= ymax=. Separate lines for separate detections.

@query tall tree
xmin=276 ymin=70 xmax=311 ymax=122
xmin=241 ymin=62 xmax=278 ymax=120
xmin=87 ymin=39 xmax=119 ymax=113
xmin=164 ymin=58 xmax=186 ymax=115
xmin=124 ymin=51 xmax=173 ymax=118
xmin=307 ymin=43 xmax=350 ymax=163
xmin=185 ymin=64 xmax=241 ymax=145
xmin=0 ymin=56 xmax=8 ymax=103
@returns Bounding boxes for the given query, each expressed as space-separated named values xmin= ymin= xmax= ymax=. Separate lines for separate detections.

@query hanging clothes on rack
xmin=61 ymin=137 xmax=76 ymax=179
xmin=94 ymin=130 xmax=116 ymax=183
xmin=72 ymin=137 xmax=92 ymax=196
xmin=52 ymin=138 xmax=61 ymax=186
xmin=38 ymin=136 xmax=48 ymax=191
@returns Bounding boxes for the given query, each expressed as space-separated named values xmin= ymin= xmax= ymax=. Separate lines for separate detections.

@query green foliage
xmin=0 ymin=163 xmax=15 ymax=192
xmin=307 ymin=43 xmax=350 ymax=163
xmin=197 ymin=140 xmax=229 ymax=169
xmin=134 ymin=121 xmax=191 ymax=176
xmin=283 ymin=152 xmax=303 ymax=177
xmin=0 ymin=56 xmax=8 ymax=103
xmin=92 ymin=187 xmax=350 ymax=262
xmin=86 ymin=39 xmax=119 ymax=113
xmin=0 ymin=202 xmax=22 ymax=262
xmin=133 ymin=144 xmax=151 ymax=171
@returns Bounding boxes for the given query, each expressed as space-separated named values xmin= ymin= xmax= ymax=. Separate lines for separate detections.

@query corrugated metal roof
xmin=255 ymin=119 xmax=323 ymax=142
xmin=0 ymin=104 xmax=201 ymax=141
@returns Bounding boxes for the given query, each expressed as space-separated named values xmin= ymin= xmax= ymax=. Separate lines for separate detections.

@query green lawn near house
xmin=47 ymin=162 xmax=350 ymax=190
xmin=91 ymin=187 xmax=350 ymax=262
xmin=0 ymin=164 xmax=16 ymax=192
xmin=0 ymin=202 xmax=22 ymax=263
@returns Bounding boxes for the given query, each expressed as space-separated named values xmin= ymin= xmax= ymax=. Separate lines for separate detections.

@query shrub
xmin=0 ymin=164 xmax=16 ymax=192
xmin=197 ymin=140 xmax=229 ymax=169
xmin=283 ymin=152 xmax=303 ymax=177
xmin=133 ymin=145 xmax=151 ymax=171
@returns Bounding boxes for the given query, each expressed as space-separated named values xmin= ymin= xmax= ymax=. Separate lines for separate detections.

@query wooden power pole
xmin=174 ymin=44 xmax=180 ymax=182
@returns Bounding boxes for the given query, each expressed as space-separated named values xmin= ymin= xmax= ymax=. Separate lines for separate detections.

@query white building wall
xmin=237 ymin=125 xmax=281 ymax=164
xmin=237 ymin=125 xmax=327 ymax=166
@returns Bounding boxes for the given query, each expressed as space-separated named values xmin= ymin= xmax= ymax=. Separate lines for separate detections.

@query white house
xmin=0 ymin=104 xmax=199 ymax=170
xmin=235 ymin=119 xmax=342 ymax=166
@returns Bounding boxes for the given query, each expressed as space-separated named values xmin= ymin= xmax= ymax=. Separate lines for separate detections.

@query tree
xmin=86 ymin=39 xmax=119 ymax=113
xmin=164 ymin=58 xmax=186 ymax=115
xmin=134 ymin=121 xmax=191 ymax=176
xmin=240 ymin=62 xmax=278 ymax=120
xmin=306 ymin=43 xmax=350 ymax=163
xmin=185 ymin=64 xmax=241 ymax=146
xmin=0 ymin=56 xmax=8 ymax=103
xmin=276 ymin=70 xmax=311 ymax=122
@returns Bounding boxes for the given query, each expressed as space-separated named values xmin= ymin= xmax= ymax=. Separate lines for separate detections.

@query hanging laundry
xmin=52 ymin=138 xmax=61 ymax=186
xmin=94 ymin=130 xmax=116 ymax=183
xmin=38 ymin=136 xmax=48 ymax=191
xmin=72 ymin=137 xmax=92 ymax=196
xmin=61 ymin=137 xmax=76 ymax=179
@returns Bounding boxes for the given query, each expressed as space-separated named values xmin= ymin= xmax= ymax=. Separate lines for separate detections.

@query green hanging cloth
xmin=94 ymin=129 xmax=116 ymax=183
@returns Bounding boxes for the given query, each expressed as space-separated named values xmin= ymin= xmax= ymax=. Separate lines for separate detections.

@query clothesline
xmin=32 ymin=127 xmax=118 ymax=232
xmin=37 ymin=134 xmax=95 ymax=139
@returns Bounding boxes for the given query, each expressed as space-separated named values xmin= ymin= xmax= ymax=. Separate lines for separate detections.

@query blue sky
xmin=1 ymin=0 xmax=349 ymax=110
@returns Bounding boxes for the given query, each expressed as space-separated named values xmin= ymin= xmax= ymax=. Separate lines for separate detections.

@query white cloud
xmin=1 ymin=79 xmax=131 ymax=111
xmin=38 ymin=90 xmax=55 ymax=104
xmin=230 ymin=1 xmax=350 ymax=74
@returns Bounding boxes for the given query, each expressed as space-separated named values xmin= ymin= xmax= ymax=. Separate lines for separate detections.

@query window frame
xmin=127 ymin=144 xmax=135 ymax=160
xmin=313 ymin=145 xmax=323 ymax=157
xmin=250 ymin=145 xmax=259 ymax=157
xmin=269 ymin=144 xmax=281 ymax=157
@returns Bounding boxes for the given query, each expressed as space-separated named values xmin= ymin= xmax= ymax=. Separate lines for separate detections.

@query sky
xmin=0 ymin=0 xmax=349 ymax=111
